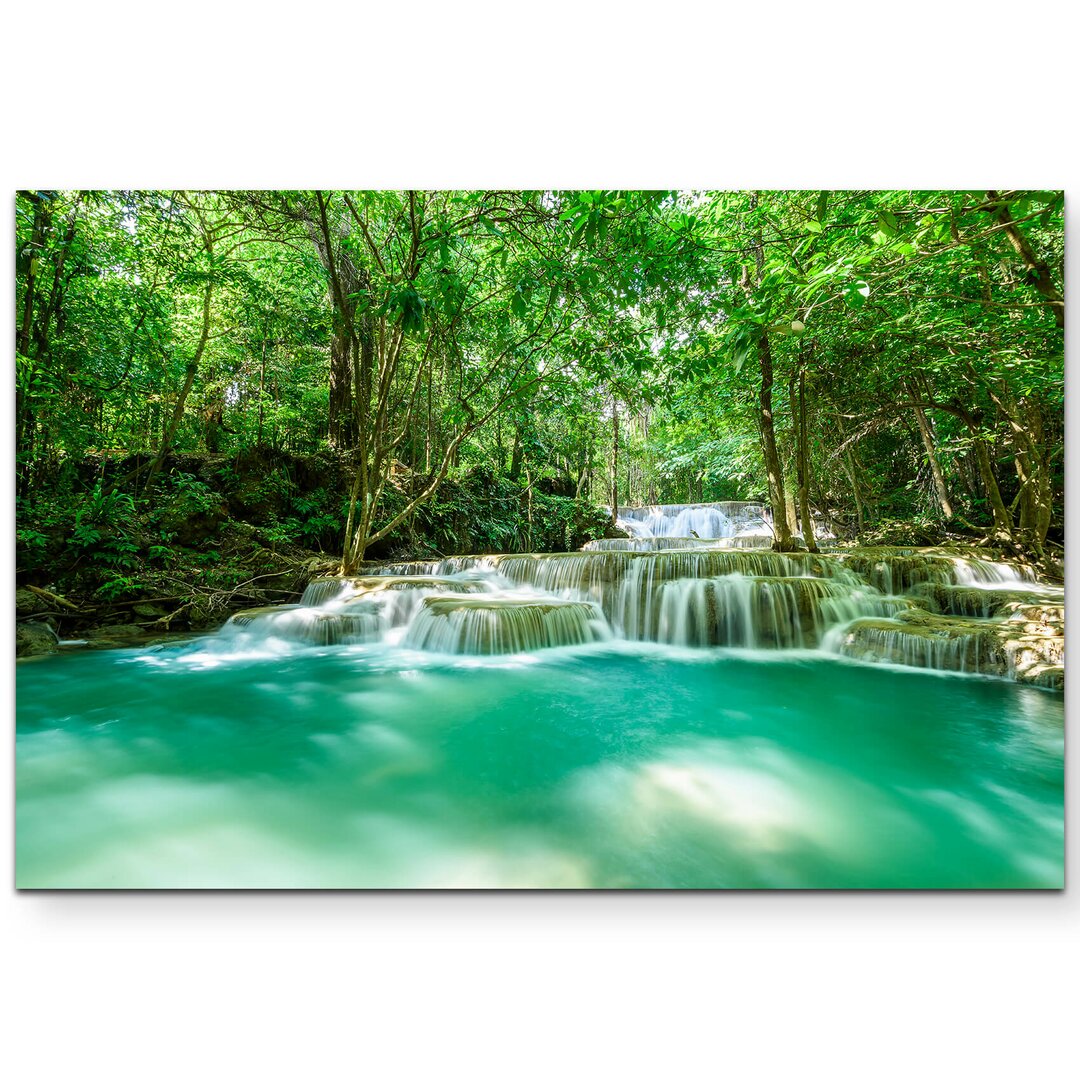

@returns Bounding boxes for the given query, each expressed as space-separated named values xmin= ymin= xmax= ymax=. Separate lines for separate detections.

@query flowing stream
xmin=16 ymin=503 xmax=1064 ymax=889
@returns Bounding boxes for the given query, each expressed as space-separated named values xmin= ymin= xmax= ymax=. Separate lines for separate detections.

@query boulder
xmin=15 ymin=588 xmax=47 ymax=616
xmin=16 ymin=621 xmax=59 ymax=657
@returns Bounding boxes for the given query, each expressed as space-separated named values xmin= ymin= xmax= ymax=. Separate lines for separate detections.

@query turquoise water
xmin=16 ymin=639 xmax=1064 ymax=888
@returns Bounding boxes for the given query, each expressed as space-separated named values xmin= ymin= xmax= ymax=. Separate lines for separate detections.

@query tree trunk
xmin=610 ymin=394 xmax=620 ymax=525
xmin=328 ymin=331 xmax=353 ymax=447
xmin=985 ymin=191 xmax=1064 ymax=328
xmin=257 ymin=337 xmax=267 ymax=447
xmin=15 ymin=191 xmax=55 ymax=496
xmin=972 ymin=437 xmax=1014 ymax=542
xmin=794 ymin=365 xmax=818 ymax=552
xmin=144 ymin=264 xmax=214 ymax=493
xmin=509 ymin=427 xmax=523 ymax=481
xmin=912 ymin=403 xmax=954 ymax=521
xmin=978 ymin=377 xmax=1053 ymax=555
xmin=742 ymin=197 xmax=795 ymax=553
xmin=756 ymin=333 xmax=795 ymax=551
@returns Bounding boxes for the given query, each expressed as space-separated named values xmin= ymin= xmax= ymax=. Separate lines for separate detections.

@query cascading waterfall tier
xmin=212 ymin=543 xmax=1061 ymax=685
xmin=831 ymin=547 xmax=1038 ymax=595
xmin=834 ymin=613 xmax=1000 ymax=675
xmin=340 ymin=575 xmax=491 ymax=628
xmin=616 ymin=574 xmax=910 ymax=648
xmin=227 ymin=603 xmax=382 ymax=646
xmin=583 ymin=535 xmax=775 ymax=552
xmin=584 ymin=536 xmax=723 ymax=552
xmin=614 ymin=501 xmax=772 ymax=540
xmin=403 ymin=597 xmax=610 ymax=655
xmin=300 ymin=578 xmax=357 ymax=607
xmin=909 ymin=581 xmax=1064 ymax=620
xmin=231 ymin=576 xmax=492 ymax=645
xmin=378 ymin=550 xmax=865 ymax=622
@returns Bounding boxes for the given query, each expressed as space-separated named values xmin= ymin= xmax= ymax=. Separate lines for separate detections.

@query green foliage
xmin=95 ymin=574 xmax=141 ymax=600
xmin=14 ymin=188 xmax=1064 ymax=570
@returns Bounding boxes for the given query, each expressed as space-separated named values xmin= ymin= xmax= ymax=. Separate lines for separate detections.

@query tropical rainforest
xmin=14 ymin=189 xmax=1064 ymax=635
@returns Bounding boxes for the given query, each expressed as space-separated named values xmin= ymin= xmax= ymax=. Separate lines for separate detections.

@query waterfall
xmin=911 ymin=583 xmax=1000 ymax=619
xmin=227 ymin=603 xmax=382 ymax=646
xmin=614 ymin=501 xmax=772 ymax=540
xmin=583 ymin=537 xmax=723 ymax=552
xmin=615 ymin=574 xmax=904 ymax=648
xmin=583 ymin=535 xmax=776 ymax=552
xmin=834 ymin=619 xmax=998 ymax=675
xmin=950 ymin=557 xmax=1037 ymax=587
xmin=832 ymin=553 xmax=955 ymax=594
xmin=375 ymin=557 xmax=490 ymax=577
xmin=209 ymin=540 xmax=1059 ymax=684
xmin=301 ymin=578 xmax=358 ymax=606
xmin=493 ymin=552 xmax=634 ymax=616
xmin=357 ymin=577 xmax=491 ymax=628
xmin=833 ymin=550 xmax=1038 ymax=594
xmin=403 ymin=597 xmax=610 ymax=655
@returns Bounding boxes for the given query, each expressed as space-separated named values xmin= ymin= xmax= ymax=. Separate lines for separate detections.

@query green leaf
xmin=732 ymin=342 xmax=749 ymax=374
xmin=878 ymin=210 xmax=899 ymax=236
xmin=844 ymin=280 xmax=870 ymax=308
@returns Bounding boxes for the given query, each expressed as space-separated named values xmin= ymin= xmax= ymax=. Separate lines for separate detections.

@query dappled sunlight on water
xmin=16 ymin=639 xmax=1064 ymax=888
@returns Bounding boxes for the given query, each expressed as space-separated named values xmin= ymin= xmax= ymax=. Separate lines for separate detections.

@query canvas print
xmin=14 ymin=189 xmax=1064 ymax=889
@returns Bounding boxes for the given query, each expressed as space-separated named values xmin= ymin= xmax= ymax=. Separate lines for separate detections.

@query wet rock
xmin=16 ymin=621 xmax=59 ymax=657
xmin=132 ymin=602 xmax=170 ymax=619
xmin=15 ymin=588 xmax=47 ymax=617
xmin=404 ymin=596 xmax=607 ymax=655
xmin=836 ymin=604 xmax=1064 ymax=687
xmin=908 ymin=582 xmax=1062 ymax=619
xmin=80 ymin=623 xmax=158 ymax=649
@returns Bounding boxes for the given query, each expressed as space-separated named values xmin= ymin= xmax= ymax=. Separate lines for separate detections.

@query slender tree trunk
xmin=257 ymin=337 xmax=267 ymax=447
xmin=977 ymin=377 xmax=1053 ymax=555
xmin=425 ymin=363 xmax=432 ymax=473
xmin=524 ymin=464 xmax=535 ymax=549
xmin=756 ymin=333 xmax=795 ymax=550
xmin=742 ymin=199 xmax=794 ymax=552
xmin=610 ymin=393 xmax=620 ymax=525
xmin=328 ymin=332 xmax=353 ymax=447
xmin=16 ymin=191 xmax=53 ymax=496
xmin=509 ymin=427 xmax=523 ymax=481
xmin=575 ymin=463 xmax=590 ymax=500
xmin=794 ymin=365 xmax=818 ymax=552
xmin=972 ymin=437 xmax=1014 ymax=542
xmin=145 ymin=263 xmax=214 ymax=493
xmin=985 ymin=191 xmax=1064 ymax=328
xmin=912 ymin=403 xmax=954 ymax=520
xmin=834 ymin=414 xmax=865 ymax=535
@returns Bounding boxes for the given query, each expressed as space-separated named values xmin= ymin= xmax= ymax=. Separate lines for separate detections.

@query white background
xmin=3 ymin=3 xmax=1076 ymax=1077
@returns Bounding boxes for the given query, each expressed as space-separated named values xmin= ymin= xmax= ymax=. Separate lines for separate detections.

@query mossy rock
xmin=16 ymin=588 xmax=50 ymax=617
xmin=16 ymin=621 xmax=59 ymax=657
xmin=420 ymin=596 xmax=588 ymax=616
xmin=838 ymin=602 xmax=1063 ymax=687
xmin=911 ymin=582 xmax=1063 ymax=620
xmin=346 ymin=575 xmax=486 ymax=595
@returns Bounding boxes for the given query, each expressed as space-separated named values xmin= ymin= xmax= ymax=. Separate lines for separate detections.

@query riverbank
xmin=15 ymin=451 xmax=616 ymax=656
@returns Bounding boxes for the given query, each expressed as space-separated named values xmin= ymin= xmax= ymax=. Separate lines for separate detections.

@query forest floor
xmin=16 ymin=519 xmax=338 ymax=656
xmin=15 ymin=450 xmax=613 ymax=656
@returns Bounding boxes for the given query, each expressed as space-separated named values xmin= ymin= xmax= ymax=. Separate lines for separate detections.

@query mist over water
xmin=16 ymin=639 xmax=1063 ymax=888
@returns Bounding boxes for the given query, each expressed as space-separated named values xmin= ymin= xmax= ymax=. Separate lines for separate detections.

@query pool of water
xmin=16 ymin=639 xmax=1064 ymax=888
